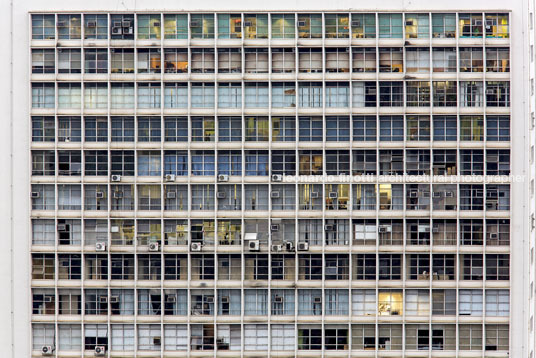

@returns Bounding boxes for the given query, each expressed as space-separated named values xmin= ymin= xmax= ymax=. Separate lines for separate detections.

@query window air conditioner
xmin=328 ymin=192 xmax=338 ymax=199
xmin=94 ymin=346 xmax=106 ymax=356
xmin=405 ymin=20 xmax=414 ymax=26
xmin=486 ymin=88 xmax=496 ymax=95
xmin=272 ymin=174 xmax=283 ymax=182
xmin=166 ymin=295 xmax=176 ymax=303
xmin=153 ymin=22 xmax=161 ymax=27
xmin=248 ymin=239 xmax=260 ymax=251
xmin=95 ymin=191 xmax=105 ymax=199
xmin=164 ymin=174 xmax=176 ymax=182
xmin=111 ymin=174 xmax=121 ymax=182
xmin=271 ymin=244 xmax=283 ymax=252
xmin=274 ymin=295 xmax=283 ymax=303
xmin=31 ymin=192 xmax=40 ymax=199
xmin=57 ymin=224 xmax=69 ymax=232
xmin=311 ymin=191 xmax=319 ymax=198
xmin=41 ymin=346 xmax=54 ymax=356
xmin=298 ymin=21 xmax=306 ymax=27
xmin=378 ymin=225 xmax=392 ymax=233
xmin=112 ymin=26 xmax=122 ymax=35
xmin=166 ymin=191 xmax=176 ymax=199
xmin=409 ymin=191 xmax=418 ymax=198
xmin=285 ymin=241 xmax=294 ymax=252
xmin=86 ymin=21 xmax=97 ymax=28
xmin=444 ymin=191 xmax=454 ymax=198
xmin=270 ymin=224 xmax=280 ymax=232
xmin=488 ymin=233 xmax=498 ymax=239
xmin=297 ymin=242 xmax=309 ymax=251
xmin=148 ymin=242 xmax=160 ymax=252
xmin=110 ymin=226 xmax=119 ymax=233
xmin=123 ymin=27 xmax=133 ymax=34
xmin=432 ymin=192 xmax=442 ymax=198
xmin=217 ymin=174 xmax=229 ymax=182
xmin=95 ymin=242 xmax=107 ymax=252
xmin=432 ymin=225 xmax=440 ymax=233
xmin=324 ymin=224 xmax=334 ymax=231
xmin=99 ymin=296 xmax=108 ymax=304
xmin=190 ymin=242 xmax=202 ymax=252
xmin=216 ymin=191 xmax=226 ymax=199
xmin=221 ymin=296 xmax=229 ymax=303
xmin=313 ymin=297 xmax=322 ymax=304
xmin=206 ymin=297 xmax=214 ymax=304
xmin=122 ymin=20 xmax=131 ymax=27
xmin=112 ymin=191 xmax=123 ymax=199
xmin=109 ymin=296 xmax=119 ymax=303
xmin=270 ymin=191 xmax=280 ymax=199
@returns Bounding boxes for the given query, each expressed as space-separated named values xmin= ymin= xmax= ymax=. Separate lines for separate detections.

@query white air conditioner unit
xmin=270 ymin=191 xmax=280 ymax=199
xmin=217 ymin=191 xmax=226 ymax=199
xmin=95 ymin=191 xmax=105 ymax=199
xmin=486 ymin=88 xmax=496 ymax=95
xmin=166 ymin=191 xmax=176 ymax=199
xmin=488 ymin=233 xmax=498 ymax=239
xmin=148 ymin=242 xmax=160 ymax=252
xmin=111 ymin=26 xmax=122 ymax=34
xmin=378 ymin=225 xmax=392 ymax=233
xmin=109 ymin=296 xmax=119 ymax=303
xmin=270 ymin=224 xmax=280 ymax=232
xmin=324 ymin=224 xmax=334 ymax=231
xmin=110 ymin=226 xmax=119 ymax=233
xmin=444 ymin=191 xmax=454 ymax=198
xmin=31 ymin=192 xmax=40 ymax=199
xmin=313 ymin=296 xmax=322 ymax=304
xmin=164 ymin=174 xmax=176 ymax=182
xmin=57 ymin=224 xmax=69 ymax=232
xmin=298 ymin=21 xmax=306 ymax=27
xmin=271 ymin=244 xmax=283 ymax=252
xmin=166 ymin=295 xmax=176 ymax=303
xmin=123 ymin=26 xmax=133 ymax=34
xmin=95 ymin=242 xmax=107 ymax=252
xmin=311 ymin=191 xmax=319 ymax=199
xmin=409 ymin=191 xmax=418 ymax=198
xmin=218 ymin=174 xmax=229 ymax=182
xmin=99 ymin=296 xmax=108 ymax=304
xmin=221 ymin=296 xmax=229 ymax=303
xmin=272 ymin=174 xmax=283 ymax=182
xmin=328 ymin=192 xmax=338 ymax=199
xmin=432 ymin=192 xmax=442 ymax=198
xmin=94 ymin=346 xmax=106 ymax=356
xmin=285 ymin=241 xmax=294 ymax=252
xmin=113 ymin=21 xmax=122 ymax=28
xmin=87 ymin=21 xmax=97 ymax=28
xmin=248 ymin=239 xmax=260 ymax=251
xmin=44 ymin=296 xmax=53 ymax=303
xmin=432 ymin=225 xmax=440 ymax=233
xmin=111 ymin=174 xmax=121 ymax=182
xmin=122 ymin=20 xmax=131 ymax=27
xmin=112 ymin=191 xmax=123 ymax=199
xmin=297 ymin=242 xmax=309 ymax=251
xmin=206 ymin=297 xmax=214 ymax=303
xmin=41 ymin=346 xmax=54 ymax=356
xmin=418 ymin=225 xmax=430 ymax=233
xmin=274 ymin=295 xmax=283 ymax=303
xmin=190 ymin=242 xmax=202 ymax=252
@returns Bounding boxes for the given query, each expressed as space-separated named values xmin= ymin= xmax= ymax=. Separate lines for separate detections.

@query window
xmin=84 ymin=83 xmax=107 ymax=109
xmin=138 ymin=117 xmax=161 ymax=142
xmin=84 ymin=49 xmax=108 ymax=73
xmin=486 ymin=254 xmax=509 ymax=280
xmin=379 ymin=116 xmax=403 ymax=141
xmin=326 ymin=48 xmax=349 ymax=73
xmin=406 ymin=116 xmax=430 ymax=141
xmin=379 ymin=82 xmax=403 ymax=106
xmin=432 ymin=13 xmax=456 ymax=38
xmin=379 ymin=14 xmax=403 ymax=38
xmin=298 ymin=82 xmax=322 ymax=108
xmin=164 ymin=83 xmax=188 ymax=108
xmin=111 ymin=117 xmax=134 ymax=142
xmin=406 ymin=81 xmax=430 ymax=107
xmin=325 ymin=82 xmax=349 ymax=107
xmin=379 ymin=254 xmax=402 ymax=280
xmin=486 ymin=150 xmax=510 ymax=175
xmin=272 ymin=48 xmax=295 ymax=73
xmin=460 ymin=115 xmax=484 ymax=141
xmin=137 ymin=49 xmax=161 ymax=73
xmin=32 ymin=116 xmax=55 ymax=142
xmin=218 ymin=150 xmax=242 ymax=176
xmin=111 ymin=49 xmax=134 ymax=73
xmin=190 ymin=14 xmax=214 ymax=39
xmin=406 ymin=48 xmax=430 ymax=72
xmin=137 ymin=324 xmax=161 ymax=351
xmin=271 ymin=151 xmax=296 ymax=176
xmin=297 ymin=14 xmax=322 ymax=38
xmin=137 ymin=83 xmax=161 ymax=109
xmin=138 ymin=151 xmax=161 ymax=176
xmin=58 ymin=151 xmax=82 ymax=176
xmin=352 ymin=47 xmax=376 ymax=72
xmin=405 ymin=14 xmax=429 ymax=38
xmin=486 ymin=290 xmax=509 ymax=316
xmin=191 ymin=150 xmax=215 ymax=176
xmin=32 ymin=49 xmax=55 ymax=73
xmin=137 ymin=14 xmax=161 ymax=39
xmin=272 ymin=82 xmax=296 ymax=108
xmin=57 ymin=117 xmax=81 ymax=142
xmin=271 ymin=289 xmax=295 ymax=315
xmin=164 ymin=49 xmax=188 ymax=73
xmin=218 ymin=83 xmax=242 ymax=108
xmin=460 ymin=184 xmax=484 ymax=210
xmin=324 ymin=326 xmax=348 ymax=350
xmin=218 ymin=14 xmax=242 ymax=39
xmin=325 ymin=14 xmax=350 ymax=38
xmin=84 ymin=151 xmax=108 ymax=176
xmin=378 ymin=289 xmax=403 ymax=315
xmin=486 ymin=48 xmax=509 ymax=72
xmin=460 ymin=149 xmax=484 ymax=175
xmin=379 ymin=48 xmax=403 ymax=73
xmin=459 ymin=324 xmax=483 ymax=350
xmin=84 ymin=14 xmax=107 ymax=39
xmin=244 ymin=289 xmax=268 ymax=315
xmin=485 ymin=13 xmax=509 ymax=38
xmin=244 ymin=48 xmax=268 ymax=73
xmin=32 ymin=219 xmax=55 ymax=245
xmin=218 ymin=48 xmax=241 ymax=73
xmin=244 ymin=83 xmax=269 ymax=108
xmin=164 ymin=185 xmax=188 ymax=210
xmin=272 ymin=14 xmax=295 ymax=39
xmin=32 ymin=83 xmax=54 ymax=108
xmin=324 ymin=289 xmax=349 ymax=315
xmin=433 ymin=81 xmax=457 ymax=107
xmin=459 ymin=289 xmax=483 ymax=316
xmin=111 ymin=83 xmax=135 ymax=109
xmin=271 ymin=324 xmax=295 ymax=350
xmin=460 ymin=81 xmax=484 ymax=107
xmin=191 ymin=117 xmax=215 ymax=142
xmin=353 ymin=253 xmax=376 ymax=278
xmin=163 ymin=14 xmax=188 ymax=39
xmin=325 ymin=150 xmax=350 ymax=175
xmin=190 ymin=324 xmax=215 ymax=350
xmin=326 ymin=116 xmax=350 ymax=141
xmin=59 ymin=324 xmax=82 ymax=351
xmin=57 ymin=14 xmax=81 ymax=39
xmin=31 ymin=184 xmax=54 ymax=210
xmin=244 ymin=324 xmax=268 ymax=350
xmin=164 ymin=151 xmax=188 ymax=176
xmin=486 ymin=81 xmax=510 ymax=107
xmin=299 ymin=48 xmax=322 ymax=73
xmin=432 ymin=289 xmax=456 ymax=315
xmin=191 ymin=83 xmax=215 ymax=108
xmin=351 ymin=13 xmax=376 ymax=38
xmin=32 ymin=14 xmax=55 ymax=39
xmin=405 ymin=289 xmax=430 ymax=316
xmin=111 ymin=324 xmax=135 ymax=351
xmin=379 ymin=153 xmax=404 ymax=175
xmin=245 ymin=150 xmax=269 ymax=176
xmin=433 ymin=116 xmax=456 ymax=141
xmin=32 ymin=324 xmax=55 ymax=350
xmin=32 ymin=150 xmax=55 ymax=176
xmin=432 ymin=48 xmax=456 ymax=72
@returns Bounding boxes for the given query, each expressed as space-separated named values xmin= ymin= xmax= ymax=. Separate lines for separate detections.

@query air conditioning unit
xmin=405 ymin=20 xmax=414 ymax=26
xmin=298 ymin=21 xmax=306 ymax=27
xmin=418 ymin=225 xmax=430 ymax=233
xmin=297 ymin=242 xmax=309 ymax=251
xmin=270 ymin=191 xmax=280 ymax=199
xmin=99 ymin=296 xmax=108 ymax=304
xmin=41 ymin=346 xmax=54 ymax=356
xmin=272 ymin=174 xmax=283 ymax=182
xmin=153 ymin=336 xmax=161 ymax=345
xmin=44 ymin=296 xmax=53 ymax=303
xmin=190 ymin=242 xmax=202 ymax=252
xmin=221 ymin=296 xmax=229 ymax=303
xmin=94 ymin=346 xmax=106 ymax=356
xmin=324 ymin=224 xmax=334 ymax=231
xmin=285 ymin=241 xmax=294 ymax=252
xmin=164 ymin=174 xmax=176 ymax=182
xmin=216 ymin=191 xmax=226 ymax=199
xmin=113 ymin=21 xmax=122 ymax=28
xmin=95 ymin=191 xmax=105 ymax=199
xmin=243 ymin=21 xmax=252 ymax=27
xmin=31 ymin=192 xmax=40 ymax=199
xmin=271 ymin=244 xmax=283 ymax=252
xmin=122 ymin=20 xmax=131 ymax=27
xmin=109 ymin=296 xmax=119 ymax=303
xmin=248 ymin=239 xmax=260 ymax=251
xmin=153 ymin=22 xmax=161 ymax=27
xmin=148 ymin=242 xmax=160 ymax=252
xmin=110 ymin=226 xmax=119 ymax=233
xmin=409 ymin=191 xmax=418 ymax=198
xmin=111 ymin=26 xmax=122 ymax=35
xmin=218 ymin=174 xmax=229 ymax=182
xmin=313 ymin=296 xmax=322 ymax=304
xmin=111 ymin=174 xmax=121 ymax=182
xmin=432 ymin=225 xmax=440 ymax=233
xmin=351 ymin=20 xmax=361 ymax=27
xmin=311 ymin=191 xmax=319 ymax=199
xmin=123 ymin=27 xmax=133 ymax=34
xmin=328 ymin=192 xmax=338 ymax=199
xmin=166 ymin=191 xmax=176 ymax=199
xmin=488 ymin=233 xmax=498 ymax=239
xmin=112 ymin=191 xmax=123 ymax=199
xmin=87 ymin=21 xmax=97 ymax=28
xmin=432 ymin=192 xmax=442 ymax=198
xmin=486 ymin=88 xmax=496 ymax=95
xmin=273 ymin=295 xmax=283 ymax=303
xmin=444 ymin=191 xmax=454 ymax=198
xmin=378 ymin=225 xmax=392 ymax=233
xmin=57 ymin=224 xmax=69 ymax=232
xmin=166 ymin=295 xmax=176 ymax=303
xmin=270 ymin=224 xmax=280 ymax=232
xmin=206 ymin=297 xmax=214 ymax=303
xmin=95 ymin=242 xmax=107 ymax=252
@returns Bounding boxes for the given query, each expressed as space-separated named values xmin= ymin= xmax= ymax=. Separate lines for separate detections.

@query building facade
xmin=0 ymin=0 xmax=529 ymax=357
